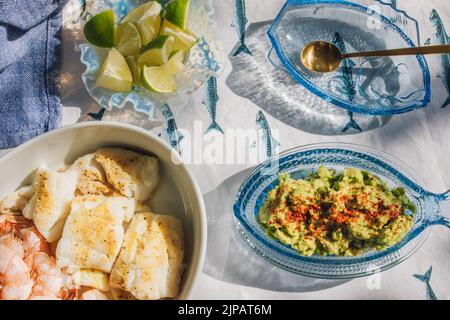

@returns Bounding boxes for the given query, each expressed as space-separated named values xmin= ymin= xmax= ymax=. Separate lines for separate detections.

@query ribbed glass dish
xmin=79 ymin=0 xmax=223 ymax=119
xmin=268 ymin=0 xmax=431 ymax=115
xmin=233 ymin=143 xmax=449 ymax=279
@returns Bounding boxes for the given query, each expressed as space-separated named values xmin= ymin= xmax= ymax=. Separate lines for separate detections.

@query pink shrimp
xmin=0 ymin=244 xmax=33 ymax=300
xmin=60 ymin=287 xmax=78 ymax=300
xmin=0 ymin=234 xmax=24 ymax=259
xmin=29 ymin=296 xmax=62 ymax=300
xmin=25 ymin=252 xmax=64 ymax=299
xmin=20 ymin=227 xmax=50 ymax=257
xmin=0 ymin=186 xmax=33 ymax=215
xmin=0 ymin=214 xmax=33 ymax=237
xmin=0 ymin=211 xmax=77 ymax=300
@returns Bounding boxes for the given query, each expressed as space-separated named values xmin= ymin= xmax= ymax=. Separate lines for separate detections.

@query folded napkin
xmin=0 ymin=0 xmax=62 ymax=148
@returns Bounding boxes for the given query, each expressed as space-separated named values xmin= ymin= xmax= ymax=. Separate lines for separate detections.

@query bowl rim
xmin=233 ymin=142 xmax=431 ymax=278
xmin=267 ymin=0 xmax=432 ymax=116
xmin=0 ymin=121 xmax=207 ymax=299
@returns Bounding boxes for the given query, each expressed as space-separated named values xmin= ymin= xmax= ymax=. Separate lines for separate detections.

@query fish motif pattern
xmin=232 ymin=0 xmax=252 ymax=56
xmin=430 ymin=9 xmax=450 ymax=108
xmin=342 ymin=111 xmax=362 ymax=133
xmin=160 ymin=104 xmax=184 ymax=155
xmin=203 ymin=76 xmax=224 ymax=134
xmin=413 ymin=266 xmax=438 ymax=300
xmin=87 ymin=107 xmax=106 ymax=121
xmin=256 ymin=111 xmax=280 ymax=158
xmin=331 ymin=33 xmax=362 ymax=133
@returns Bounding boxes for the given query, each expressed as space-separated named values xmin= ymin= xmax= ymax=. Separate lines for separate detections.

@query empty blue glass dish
xmin=233 ymin=143 xmax=449 ymax=278
xmin=267 ymin=0 xmax=431 ymax=116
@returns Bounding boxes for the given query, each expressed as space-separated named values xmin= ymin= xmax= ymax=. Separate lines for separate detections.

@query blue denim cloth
xmin=0 ymin=0 xmax=62 ymax=148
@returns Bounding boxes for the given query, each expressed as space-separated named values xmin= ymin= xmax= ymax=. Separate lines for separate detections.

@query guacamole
xmin=258 ymin=167 xmax=416 ymax=256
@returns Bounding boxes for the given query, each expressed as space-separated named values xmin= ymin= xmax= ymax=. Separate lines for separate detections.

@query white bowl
xmin=0 ymin=121 xmax=206 ymax=300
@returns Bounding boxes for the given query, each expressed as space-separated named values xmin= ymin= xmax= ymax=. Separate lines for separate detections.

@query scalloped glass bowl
xmin=80 ymin=0 xmax=222 ymax=119
xmin=233 ymin=143 xmax=449 ymax=279
xmin=268 ymin=0 xmax=431 ymax=115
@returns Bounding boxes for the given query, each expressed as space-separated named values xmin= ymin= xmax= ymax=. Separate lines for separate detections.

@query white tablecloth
xmin=2 ymin=0 xmax=449 ymax=299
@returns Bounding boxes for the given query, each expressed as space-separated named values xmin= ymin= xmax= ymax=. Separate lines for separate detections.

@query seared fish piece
xmin=109 ymin=212 xmax=184 ymax=300
xmin=56 ymin=195 xmax=135 ymax=273
xmin=23 ymin=166 xmax=78 ymax=242
xmin=110 ymin=288 xmax=136 ymax=300
xmin=95 ymin=148 xmax=159 ymax=201
xmin=71 ymin=153 xmax=111 ymax=196
xmin=0 ymin=185 xmax=34 ymax=214
xmin=81 ymin=289 xmax=110 ymax=300
xmin=71 ymin=268 xmax=110 ymax=292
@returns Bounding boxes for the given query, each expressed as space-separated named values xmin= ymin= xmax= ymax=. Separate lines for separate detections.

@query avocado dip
xmin=258 ymin=166 xmax=417 ymax=256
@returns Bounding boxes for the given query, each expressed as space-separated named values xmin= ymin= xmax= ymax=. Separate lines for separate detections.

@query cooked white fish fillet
xmin=0 ymin=185 xmax=34 ymax=214
xmin=110 ymin=288 xmax=136 ymax=300
xmin=95 ymin=148 xmax=159 ymax=201
xmin=109 ymin=212 xmax=184 ymax=300
xmin=22 ymin=166 xmax=78 ymax=242
xmin=81 ymin=289 xmax=110 ymax=300
xmin=71 ymin=268 xmax=110 ymax=292
xmin=71 ymin=153 xmax=111 ymax=196
xmin=56 ymin=195 xmax=135 ymax=273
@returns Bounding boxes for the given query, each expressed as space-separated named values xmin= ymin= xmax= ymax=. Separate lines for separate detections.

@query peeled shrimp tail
xmin=0 ymin=214 xmax=33 ymax=237
xmin=26 ymin=252 xmax=64 ymax=299
xmin=20 ymin=227 xmax=50 ymax=257
xmin=0 ymin=244 xmax=33 ymax=300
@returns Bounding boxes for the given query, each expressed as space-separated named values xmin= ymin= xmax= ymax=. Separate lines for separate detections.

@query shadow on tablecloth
xmin=226 ymin=21 xmax=392 ymax=136
xmin=203 ymin=168 xmax=350 ymax=292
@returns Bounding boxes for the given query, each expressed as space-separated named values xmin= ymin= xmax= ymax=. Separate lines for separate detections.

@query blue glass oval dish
xmin=79 ymin=0 xmax=222 ymax=119
xmin=233 ymin=143 xmax=449 ymax=278
xmin=267 ymin=0 xmax=431 ymax=115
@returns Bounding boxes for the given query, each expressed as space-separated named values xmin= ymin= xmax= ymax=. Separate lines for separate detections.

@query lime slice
xmin=125 ymin=56 xmax=143 ymax=84
xmin=122 ymin=1 xmax=161 ymax=23
xmin=138 ymin=35 xmax=174 ymax=66
xmin=159 ymin=20 xmax=198 ymax=52
xmin=141 ymin=51 xmax=185 ymax=93
xmin=115 ymin=22 xmax=142 ymax=56
xmin=141 ymin=65 xmax=176 ymax=93
xmin=165 ymin=50 xmax=185 ymax=75
xmin=163 ymin=0 xmax=190 ymax=29
xmin=122 ymin=1 xmax=162 ymax=45
xmin=96 ymin=48 xmax=132 ymax=92
xmin=137 ymin=15 xmax=162 ymax=46
xmin=84 ymin=10 xmax=115 ymax=48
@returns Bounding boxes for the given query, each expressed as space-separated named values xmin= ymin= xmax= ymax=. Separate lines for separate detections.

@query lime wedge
xmin=115 ymin=22 xmax=142 ymax=56
xmin=137 ymin=15 xmax=162 ymax=46
xmin=159 ymin=20 xmax=198 ymax=52
xmin=141 ymin=51 xmax=185 ymax=93
xmin=125 ymin=56 xmax=143 ymax=84
xmin=84 ymin=10 xmax=115 ymax=48
xmin=163 ymin=0 xmax=190 ymax=29
xmin=165 ymin=50 xmax=185 ymax=75
xmin=122 ymin=1 xmax=162 ymax=45
xmin=96 ymin=48 xmax=132 ymax=92
xmin=138 ymin=35 xmax=174 ymax=66
xmin=122 ymin=1 xmax=161 ymax=23
xmin=141 ymin=65 xmax=176 ymax=93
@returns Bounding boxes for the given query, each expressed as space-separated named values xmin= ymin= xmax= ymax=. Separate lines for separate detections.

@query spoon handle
xmin=343 ymin=44 xmax=450 ymax=59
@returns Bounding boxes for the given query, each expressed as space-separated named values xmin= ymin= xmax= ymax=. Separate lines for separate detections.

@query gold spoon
xmin=301 ymin=41 xmax=450 ymax=73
